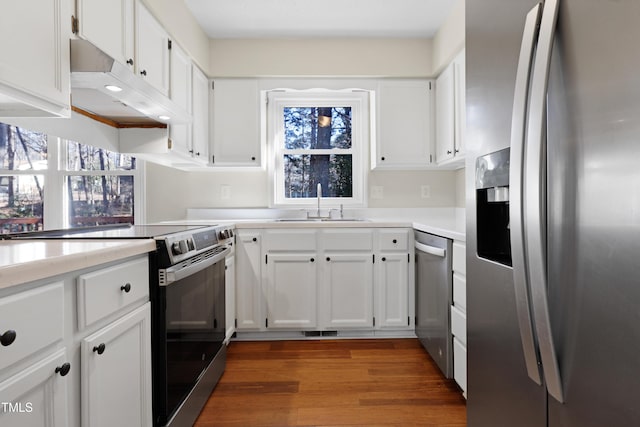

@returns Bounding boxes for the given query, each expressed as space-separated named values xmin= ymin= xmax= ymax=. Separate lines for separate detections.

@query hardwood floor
xmin=194 ymin=338 xmax=466 ymax=427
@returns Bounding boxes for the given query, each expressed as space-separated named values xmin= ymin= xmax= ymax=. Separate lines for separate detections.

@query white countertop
xmin=0 ymin=239 xmax=156 ymax=290
xmin=164 ymin=207 xmax=466 ymax=242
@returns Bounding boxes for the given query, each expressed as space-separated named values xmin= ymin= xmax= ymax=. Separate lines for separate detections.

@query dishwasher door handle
xmin=414 ymin=241 xmax=446 ymax=258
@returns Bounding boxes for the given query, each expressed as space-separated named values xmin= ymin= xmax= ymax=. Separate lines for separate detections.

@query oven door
xmin=153 ymin=246 xmax=229 ymax=426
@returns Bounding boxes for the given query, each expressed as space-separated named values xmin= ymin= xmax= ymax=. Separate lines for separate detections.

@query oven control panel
xmin=160 ymin=225 xmax=234 ymax=265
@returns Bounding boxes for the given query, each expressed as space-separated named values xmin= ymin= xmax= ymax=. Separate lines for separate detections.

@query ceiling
xmin=184 ymin=0 xmax=457 ymax=39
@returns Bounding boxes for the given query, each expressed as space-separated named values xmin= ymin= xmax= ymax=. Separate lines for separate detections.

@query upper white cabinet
xmin=168 ymin=41 xmax=193 ymax=157
xmin=191 ymin=65 xmax=210 ymax=165
xmin=373 ymin=79 xmax=434 ymax=169
xmin=0 ymin=0 xmax=70 ymax=117
xmin=211 ymin=79 xmax=262 ymax=167
xmin=76 ymin=0 xmax=135 ymax=71
xmin=435 ymin=50 xmax=465 ymax=167
xmin=135 ymin=1 xmax=170 ymax=96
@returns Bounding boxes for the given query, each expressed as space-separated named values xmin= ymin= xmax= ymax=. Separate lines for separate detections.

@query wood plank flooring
xmin=194 ymin=338 xmax=466 ymax=427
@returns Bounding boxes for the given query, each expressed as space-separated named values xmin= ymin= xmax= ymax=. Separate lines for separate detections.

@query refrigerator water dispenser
xmin=476 ymin=148 xmax=512 ymax=266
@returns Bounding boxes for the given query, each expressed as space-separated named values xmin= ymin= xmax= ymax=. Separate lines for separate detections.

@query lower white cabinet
xmin=233 ymin=227 xmax=414 ymax=335
xmin=265 ymin=253 xmax=318 ymax=329
xmin=225 ymin=254 xmax=236 ymax=341
xmin=376 ymin=253 xmax=410 ymax=328
xmin=323 ymin=253 xmax=374 ymax=329
xmin=0 ymin=349 xmax=69 ymax=426
xmin=81 ymin=303 xmax=152 ymax=427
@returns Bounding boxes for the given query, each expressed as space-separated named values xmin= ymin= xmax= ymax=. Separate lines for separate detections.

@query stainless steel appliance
xmin=414 ymin=230 xmax=452 ymax=378
xmin=467 ymin=0 xmax=640 ymax=426
xmin=2 ymin=223 xmax=234 ymax=427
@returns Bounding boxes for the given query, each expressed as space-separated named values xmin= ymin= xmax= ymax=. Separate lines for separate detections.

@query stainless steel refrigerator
xmin=466 ymin=0 xmax=640 ymax=426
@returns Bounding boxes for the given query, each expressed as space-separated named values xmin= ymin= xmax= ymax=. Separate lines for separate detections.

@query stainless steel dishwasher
xmin=414 ymin=230 xmax=453 ymax=378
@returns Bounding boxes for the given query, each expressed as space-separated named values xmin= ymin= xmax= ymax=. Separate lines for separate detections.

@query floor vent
xmin=321 ymin=330 xmax=338 ymax=337
xmin=304 ymin=331 xmax=321 ymax=337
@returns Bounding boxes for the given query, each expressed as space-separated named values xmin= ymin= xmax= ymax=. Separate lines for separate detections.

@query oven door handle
xmin=160 ymin=246 xmax=230 ymax=286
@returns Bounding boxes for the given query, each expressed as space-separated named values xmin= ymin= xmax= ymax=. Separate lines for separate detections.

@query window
xmin=267 ymin=91 xmax=369 ymax=207
xmin=0 ymin=122 xmax=143 ymax=233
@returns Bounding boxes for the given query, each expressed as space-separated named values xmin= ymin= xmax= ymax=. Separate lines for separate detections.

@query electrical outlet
xmin=421 ymin=185 xmax=431 ymax=199
xmin=220 ymin=185 xmax=231 ymax=200
xmin=371 ymin=186 xmax=384 ymax=199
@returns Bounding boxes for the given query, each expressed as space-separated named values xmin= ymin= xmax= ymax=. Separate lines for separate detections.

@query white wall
xmin=145 ymin=162 xmax=190 ymax=223
xmin=432 ymin=0 xmax=465 ymax=75
xmin=209 ymin=38 xmax=432 ymax=77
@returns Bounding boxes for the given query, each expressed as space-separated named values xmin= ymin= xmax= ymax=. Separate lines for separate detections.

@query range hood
xmin=70 ymin=39 xmax=191 ymax=127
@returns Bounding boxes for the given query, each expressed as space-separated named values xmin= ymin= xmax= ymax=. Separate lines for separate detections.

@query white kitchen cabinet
xmin=81 ymin=303 xmax=152 ymax=427
xmin=0 ymin=349 xmax=70 ymax=427
xmin=75 ymin=0 xmax=135 ymax=71
xmin=235 ymin=231 xmax=263 ymax=330
xmin=435 ymin=50 xmax=465 ymax=167
xmin=0 ymin=0 xmax=70 ymax=117
xmin=373 ymin=79 xmax=434 ymax=169
xmin=168 ymin=41 xmax=193 ymax=157
xmin=322 ymin=253 xmax=374 ymax=329
xmin=265 ymin=253 xmax=318 ymax=329
xmin=191 ymin=65 xmax=210 ymax=165
xmin=451 ymin=240 xmax=467 ymax=396
xmin=211 ymin=79 xmax=262 ymax=167
xmin=225 ymin=253 xmax=236 ymax=342
xmin=135 ymin=1 xmax=170 ymax=96
xmin=375 ymin=229 xmax=412 ymax=329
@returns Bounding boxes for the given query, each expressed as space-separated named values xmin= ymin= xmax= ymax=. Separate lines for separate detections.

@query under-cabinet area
xmin=233 ymin=227 xmax=415 ymax=337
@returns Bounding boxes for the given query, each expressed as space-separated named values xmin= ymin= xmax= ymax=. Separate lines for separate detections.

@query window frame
xmin=267 ymin=90 xmax=370 ymax=208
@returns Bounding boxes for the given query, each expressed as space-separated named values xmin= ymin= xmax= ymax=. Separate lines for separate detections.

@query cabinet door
xmin=0 ymin=350 xmax=69 ymax=427
xmin=191 ymin=65 xmax=210 ymax=164
xmin=0 ymin=0 xmax=70 ymax=117
xmin=211 ymin=79 xmax=262 ymax=167
xmin=374 ymin=79 xmax=434 ymax=169
xmin=235 ymin=232 xmax=263 ymax=330
xmin=168 ymin=41 xmax=192 ymax=157
xmin=376 ymin=253 xmax=410 ymax=328
xmin=323 ymin=253 xmax=373 ymax=329
xmin=453 ymin=50 xmax=466 ymax=157
xmin=135 ymin=1 xmax=170 ymax=96
xmin=265 ymin=253 xmax=317 ymax=329
xmin=81 ymin=303 xmax=152 ymax=427
xmin=225 ymin=254 xmax=236 ymax=341
xmin=77 ymin=0 xmax=134 ymax=70
xmin=435 ymin=63 xmax=455 ymax=163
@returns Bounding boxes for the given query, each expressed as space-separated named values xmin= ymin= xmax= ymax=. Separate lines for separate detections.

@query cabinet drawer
xmin=264 ymin=230 xmax=316 ymax=251
xmin=451 ymin=305 xmax=466 ymax=346
xmin=0 ymin=282 xmax=64 ymax=372
xmin=378 ymin=229 xmax=410 ymax=251
xmin=452 ymin=241 xmax=466 ymax=275
xmin=453 ymin=336 xmax=467 ymax=393
xmin=453 ymin=273 xmax=466 ymax=310
xmin=77 ymin=257 xmax=149 ymax=330
xmin=321 ymin=229 xmax=373 ymax=251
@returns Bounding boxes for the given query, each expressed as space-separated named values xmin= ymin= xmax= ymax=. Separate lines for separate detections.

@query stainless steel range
xmin=2 ymin=223 xmax=234 ymax=427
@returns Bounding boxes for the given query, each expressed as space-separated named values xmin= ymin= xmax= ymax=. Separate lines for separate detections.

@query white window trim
xmin=266 ymin=89 xmax=370 ymax=208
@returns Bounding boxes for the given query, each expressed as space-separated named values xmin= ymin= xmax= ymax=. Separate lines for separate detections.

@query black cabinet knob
xmin=393 ymin=239 xmax=397 ymax=244
xmin=310 ymin=258 xmax=315 ymax=263
xmin=0 ymin=330 xmax=16 ymax=346
xmin=251 ymin=156 xmax=256 ymax=161
xmin=93 ymin=343 xmax=106 ymax=355
xmin=140 ymin=70 xmax=147 ymax=76
xmin=382 ymin=257 xmax=387 ymax=262
xmin=252 ymin=237 xmax=257 ymax=242
xmin=381 ymin=156 xmax=385 ymax=161
xmin=447 ymin=150 xmax=452 ymax=155
xmin=121 ymin=283 xmax=131 ymax=293
xmin=55 ymin=363 xmax=71 ymax=377
xmin=326 ymin=257 xmax=331 ymax=262
xmin=126 ymin=58 xmax=134 ymax=65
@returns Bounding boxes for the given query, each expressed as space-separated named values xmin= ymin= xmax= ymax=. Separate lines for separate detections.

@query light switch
xmin=221 ymin=185 xmax=231 ymax=200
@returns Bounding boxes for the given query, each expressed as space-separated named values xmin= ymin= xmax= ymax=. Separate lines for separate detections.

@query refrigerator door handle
xmin=509 ymin=2 xmax=543 ymax=387
xmin=525 ymin=0 xmax=564 ymax=403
